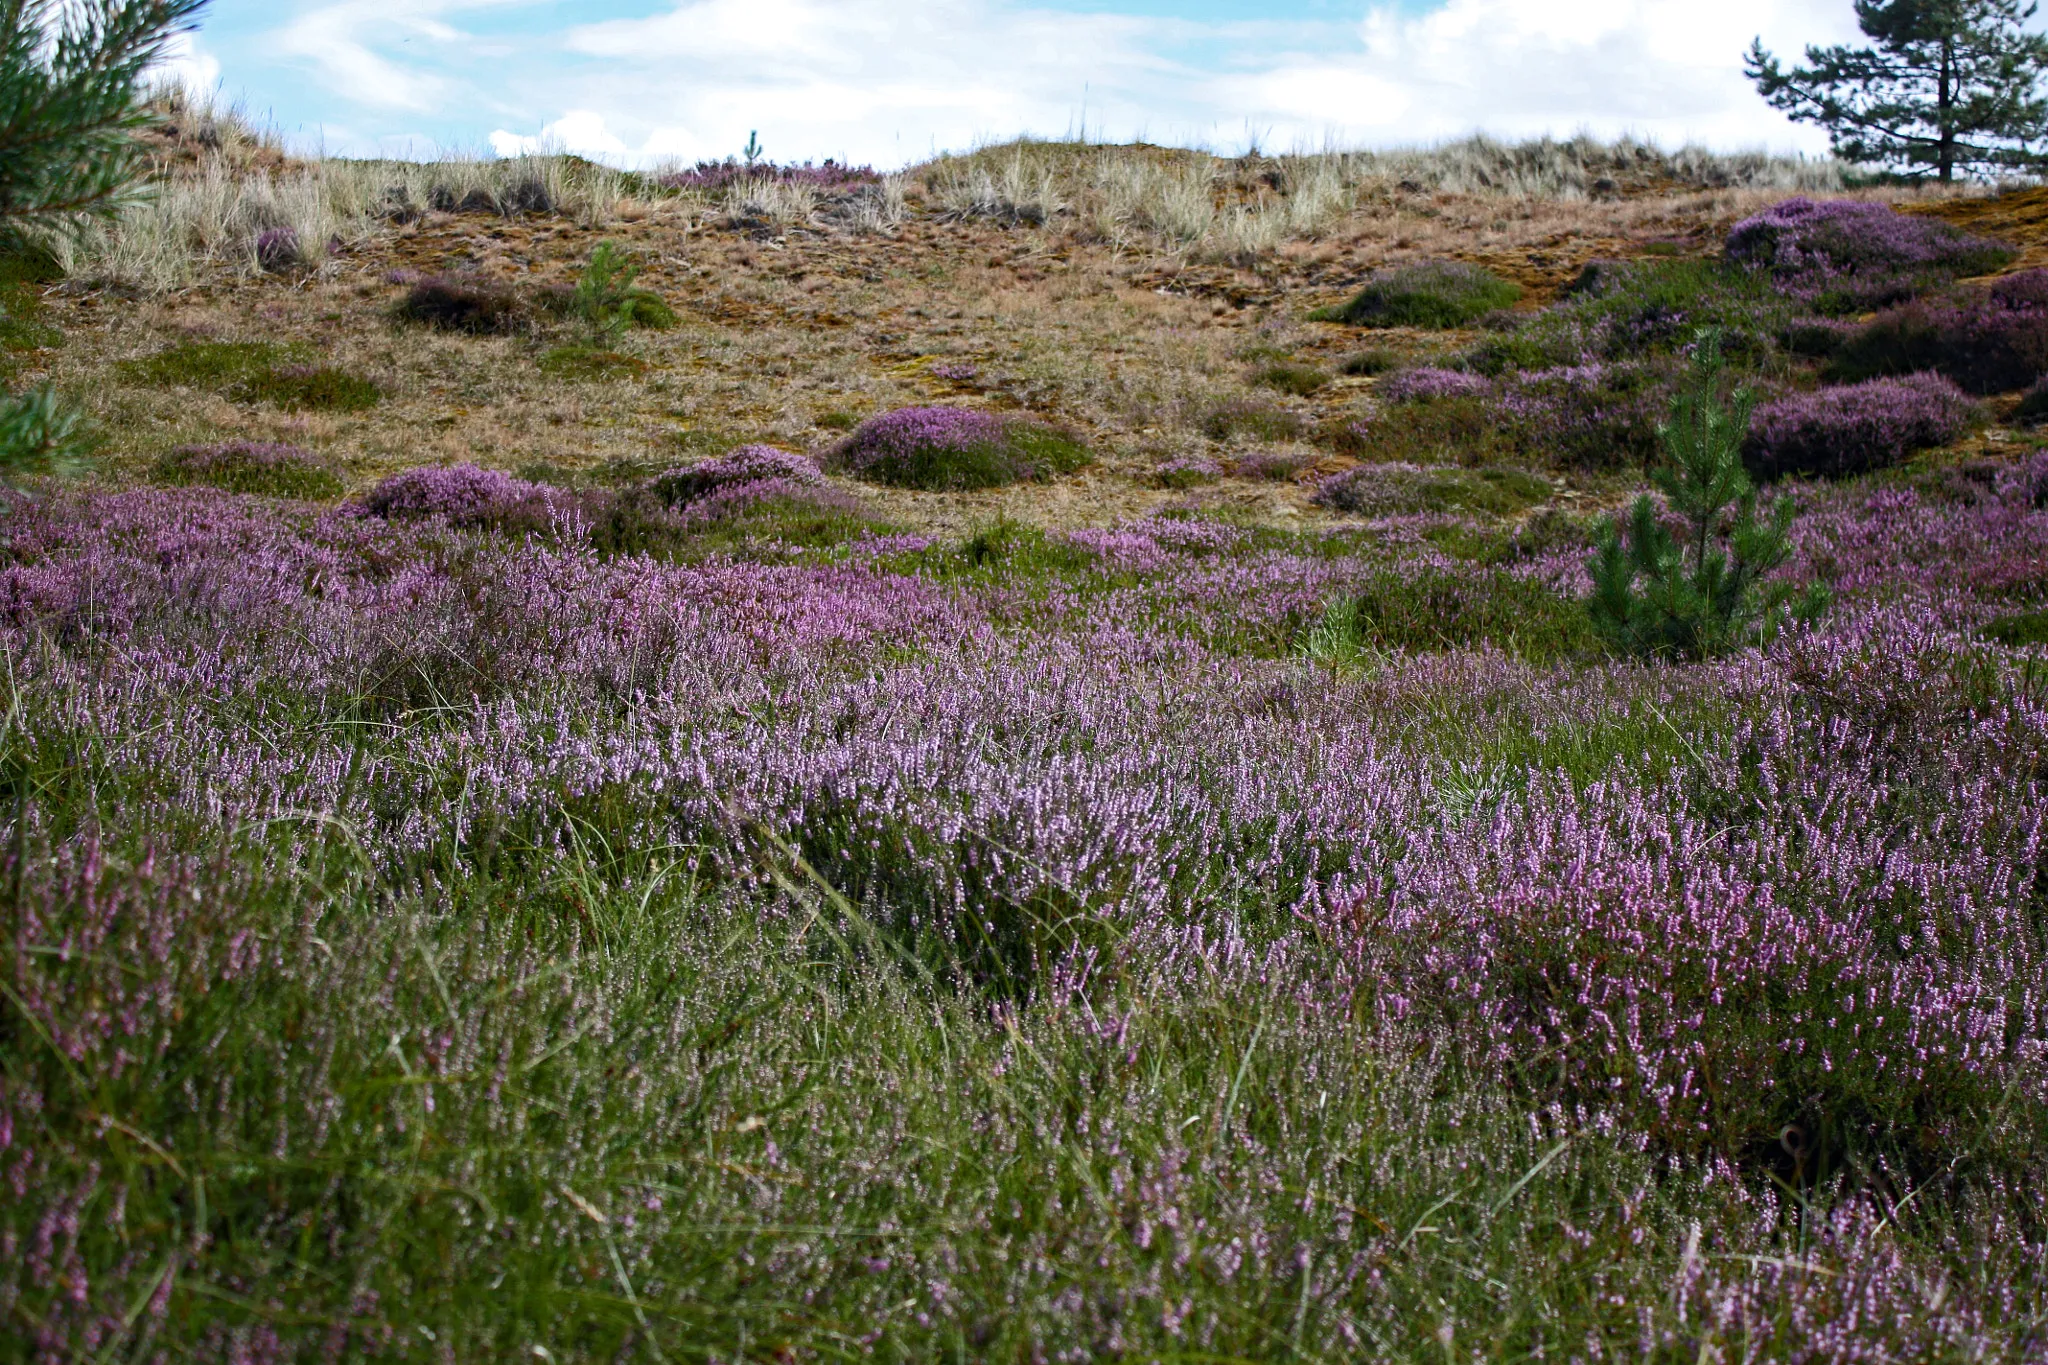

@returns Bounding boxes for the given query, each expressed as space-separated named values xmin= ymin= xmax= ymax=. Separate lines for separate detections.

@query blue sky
xmin=169 ymin=0 xmax=1867 ymax=168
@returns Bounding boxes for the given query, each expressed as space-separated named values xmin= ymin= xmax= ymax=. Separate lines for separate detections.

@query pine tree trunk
xmin=1939 ymin=34 xmax=1955 ymax=182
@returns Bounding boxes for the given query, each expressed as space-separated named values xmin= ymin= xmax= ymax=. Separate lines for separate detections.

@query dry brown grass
xmin=12 ymin=138 xmax=2031 ymax=536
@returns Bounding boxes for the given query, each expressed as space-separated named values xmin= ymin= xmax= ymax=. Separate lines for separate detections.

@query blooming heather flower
xmin=1748 ymin=373 xmax=1979 ymax=480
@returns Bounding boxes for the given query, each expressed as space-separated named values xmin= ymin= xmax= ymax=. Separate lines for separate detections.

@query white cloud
xmin=256 ymin=0 xmax=1869 ymax=165
xmin=153 ymin=31 xmax=223 ymax=95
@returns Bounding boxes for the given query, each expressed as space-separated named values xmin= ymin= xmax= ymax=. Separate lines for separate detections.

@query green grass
xmin=1301 ymin=564 xmax=1599 ymax=665
xmin=1249 ymin=361 xmax=1330 ymax=396
xmin=231 ymin=366 xmax=382 ymax=413
xmin=539 ymin=346 xmax=648 ymax=381
xmin=121 ymin=339 xmax=286 ymax=387
xmin=1983 ymin=607 xmax=2048 ymax=648
xmin=150 ymin=445 xmax=348 ymax=500
xmin=1312 ymin=261 xmax=1522 ymax=329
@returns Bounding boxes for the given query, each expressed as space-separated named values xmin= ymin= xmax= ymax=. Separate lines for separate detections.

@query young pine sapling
xmin=1587 ymin=333 xmax=1828 ymax=659
xmin=570 ymin=241 xmax=676 ymax=347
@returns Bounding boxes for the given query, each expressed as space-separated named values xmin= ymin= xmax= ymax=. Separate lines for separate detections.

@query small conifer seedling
xmin=1587 ymin=333 xmax=1828 ymax=659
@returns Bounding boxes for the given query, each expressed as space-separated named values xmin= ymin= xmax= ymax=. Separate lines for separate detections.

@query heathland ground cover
xmin=3 ymin=104 xmax=2048 ymax=1360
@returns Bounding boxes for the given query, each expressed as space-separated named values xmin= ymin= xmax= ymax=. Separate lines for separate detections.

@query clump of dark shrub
xmin=658 ymin=159 xmax=878 ymax=192
xmin=254 ymin=227 xmax=304 ymax=274
xmin=397 ymin=276 xmax=528 ymax=334
xmin=596 ymin=447 xmax=869 ymax=557
xmin=1231 ymin=447 xmax=1315 ymax=481
xmin=2015 ymin=374 xmax=2048 ymax=424
xmin=1312 ymin=260 xmax=1522 ymax=329
xmin=231 ymin=365 xmax=380 ymax=412
xmin=1249 ymin=362 xmax=1329 ymax=396
xmin=1358 ymin=360 xmax=1668 ymax=471
xmin=830 ymin=407 xmax=1089 ymax=490
xmin=1826 ymin=270 xmax=2048 ymax=394
xmin=1747 ymin=373 xmax=1979 ymax=481
xmin=1314 ymin=462 xmax=1549 ymax=518
xmin=151 ymin=442 xmax=344 ymax=500
xmin=1339 ymin=349 xmax=1398 ymax=376
xmin=1725 ymin=197 xmax=2015 ymax=314
xmin=1201 ymin=397 xmax=1306 ymax=443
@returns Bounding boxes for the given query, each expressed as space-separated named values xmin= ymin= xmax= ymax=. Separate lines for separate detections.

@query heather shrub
xmin=1200 ymin=396 xmax=1305 ymax=442
xmin=830 ymin=407 xmax=1088 ymax=490
xmin=1469 ymin=258 xmax=1787 ymax=372
xmin=1725 ymin=197 xmax=2015 ymax=313
xmin=1308 ymin=564 xmax=1596 ymax=663
xmin=1747 ymin=373 xmax=1979 ymax=481
xmin=1249 ymin=361 xmax=1329 ymax=395
xmin=253 ymin=225 xmax=304 ymax=273
xmin=1379 ymin=366 xmax=1490 ymax=403
xmin=1311 ymin=259 xmax=1521 ymax=328
xmin=396 ymin=275 xmax=527 ymax=334
xmin=1590 ymin=339 xmax=1826 ymax=659
xmin=1231 ymin=447 xmax=1314 ymax=481
xmin=1339 ymin=348 xmax=1398 ymax=376
xmin=231 ymin=363 xmax=380 ymax=412
xmin=652 ymin=444 xmax=825 ymax=505
xmin=361 ymin=463 xmax=572 ymax=531
xmin=1314 ymin=462 xmax=1549 ymax=518
xmin=151 ymin=441 xmax=344 ymax=500
xmin=2017 ymin=373 xmax=2048 ymax=423
xmin=1826 ymin=271 xmax=2048 ymax=393
xmin=1151 ymin=454 xmax=1222 ymax=488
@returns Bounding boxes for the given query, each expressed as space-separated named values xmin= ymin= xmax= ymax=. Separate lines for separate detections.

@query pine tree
xmin=0 ymin=0 xmax=210 ymax=234
xmin=1587 ymin=335 xmax=1829 ymax=660
xmin=1748 ymin=0 xmax=2048 ymax=181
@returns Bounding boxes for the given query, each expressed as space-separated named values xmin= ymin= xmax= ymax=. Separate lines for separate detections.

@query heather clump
xmin=1469 ymin=257 xmax=1788 ymax=372
xmin=1379 ymin=366 xmax=1490 ymax=403
xmin=1590 ymin=338 xmax=1827 ymax=658
xmin=151 ymin=441 xmax=344 ymax=499
xmin=1313 ymin=462 xmax=1548 ymax=518
xmin=1150 ymin=454 xmax=1222 ymax=488
xmin=1725 ymin=196 xmax=2015 ymax=313
xmin=830 ymin=406 xmax=1089 ymax=490
xmin=1747 ymin=372 xmax=1980 ymax=480
xmin=1826 ymin=269 xmax=2048 ymax=393
xmin=1312 ymin=259 xmax=1522 ymax=328
xmin=1199 ymin=395 xmax=1306 ymax=443
xmin=1248 ymin=360 xmax=1329 ymax=395
xmin=360 ymin=463 xmax=572 ymax=530
xmin=230 ymin=362 xmax=380 ymax=412
xmin=395 ymin=274 xmax=528 ymax=334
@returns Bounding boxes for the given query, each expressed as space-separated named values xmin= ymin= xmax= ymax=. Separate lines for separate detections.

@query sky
xmin=165 ymin=0 xmax=1877 ymax=169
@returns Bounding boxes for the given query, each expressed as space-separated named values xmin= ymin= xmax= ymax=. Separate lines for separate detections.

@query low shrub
xmin=230 ymin=365 xmax=380 ymax=412
xmin=569 ymin=241 xmax=677 ymax=344
xmin=1312 ymin=260 xmax=1522 ymax=329
xmin=151 ymin=442 xmax=345 ymax=500
xmin=1231 ymin=447 xmax=1315 ymax=481
xmin=1469 ymin=258 xmax=1788 ymax=372
xmin=2017 ymin=374 xmax=2048 ymax=424
xmin=1747 ymin=374 xmax=1980 ymax=481
xmin=1725 ymin=197 xmax=2014 ymax=313
xmin=1200 ymin=397 xmax=1305 ymax=443
xmin=1310 ymin=564 xmax=1596 ymax=663
xmin=830 ymin=407 xmax=1090 ymax=490
xmin=1249 ymin=362 xmax=1329 ymax=396
xmin=1492 ymin=362 xmax=1670 ymax=470
xmin=1315 ymin=463 xmax=1549 ymax=518
xmin=1339 ymin=349 xmax=1398 ymax=376
xmin=361 ymin=464 xmax=572 ymax=530
xmin=254 ymin=227 xmax=306 ymax=274
xmin=653 ymin=445 xmax=825 ymax=505
xmin=539 ymin=347 xmax=648 ymax=381
xmin=1380 ymin=367 xmax=1491 ymax=403
xmin=1826 ymin=270 xmax=2048 ymax=394
xmin=1152 ymin=455 xmax=1223 ymax=488
xmin=397 ymin=276 xmax=528 ymax=334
